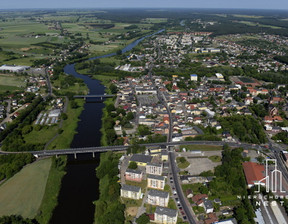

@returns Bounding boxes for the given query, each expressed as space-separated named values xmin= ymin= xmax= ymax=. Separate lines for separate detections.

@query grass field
xmin=176 ymin=157 xmax=190 ymax=169
xmin=0 ymin=85 xmax=22 ymax=93
xmin=208 ymin=155 xmax=222 ymax=162
xmin=24 ymin=125 xmax=59 ymax=145
xmin=237 ymin=21 xmax=282 ymax=29
xmin=181 ymin=145 xmax=223 ymax=151
xmin=0 ymin=74 xmax=26 ymax=92
xmin=0 ymin=74 xmax=26 ymax=87
xmin=0 ymin=158 xmax=52 ymax=218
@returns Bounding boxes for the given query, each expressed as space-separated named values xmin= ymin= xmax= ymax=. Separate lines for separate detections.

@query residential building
xmin=146 ymin=163 xmax=163 ymax=176
xmin=120 ymin=184 xmax=142 ymax=200
xmin=161 ymin=150 xmax=169 ymax=161
xmin=190 ymin=74 xmax=198 ymax=81
xmin=214 ymin=218 xmax=237 ymax=224
xmin=130 ymin=154 xmax=153 ymax=166
xmin=203 ymin=199 xmax=214 ymax=213
xmin=147 ymin=189 xmax=169 ymax=207
xmin=147 ymin=174 xmax=165 ymax=190
xmin=154 ymin=206 xmax=178 ymax=224
xmin=125 ymin=169 xmax=143 ymax=182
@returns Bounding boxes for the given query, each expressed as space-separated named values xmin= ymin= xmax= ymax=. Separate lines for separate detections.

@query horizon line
xmin=1 ymin=7 xmax=288 ymax=11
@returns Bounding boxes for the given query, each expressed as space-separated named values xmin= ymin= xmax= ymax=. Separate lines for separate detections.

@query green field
xmin=0 ymin=158 xmax=52 ymax=218
xmin=0 ymin=74 xmax=26 ymax=92
xmin=0 ymin=74 xmax=26 ymax=86
xmin=208 ymin=155 xmax=222 ymax=162
xmin=24 ymin=125 xmax=59 ymax=145
xmin=237 ymin=21 xmax=282 ymax=29
xmin=181 ymin=145 xmax=222 ymax=151
xmin=176 ymin=157 xmax=190 ymax=169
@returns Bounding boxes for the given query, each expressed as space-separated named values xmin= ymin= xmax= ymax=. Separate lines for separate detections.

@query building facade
xmin=120 ymin=184 xmax=142 ymax=200
xmin=147 ymin=174 xmax=165 ymax=190
xmin=146 ymin=163 xmax=163 ymax=176
xmin=147 ymin=189 xmax=169 ymax=207
xmin=125 ymin=169 xmax=143 ymax=182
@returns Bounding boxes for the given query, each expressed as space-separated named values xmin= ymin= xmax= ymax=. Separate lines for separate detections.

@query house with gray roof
xmin=154 ymin=206 xmax=178 ymax=224
xmin=120 ymin=184 xmax=142 ymax=200
xmin=147 ymin=189 xmax=169 ymax=207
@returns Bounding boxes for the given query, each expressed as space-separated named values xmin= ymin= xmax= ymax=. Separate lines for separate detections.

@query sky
xmin=1 ymin=0 xmax=288 ymax=10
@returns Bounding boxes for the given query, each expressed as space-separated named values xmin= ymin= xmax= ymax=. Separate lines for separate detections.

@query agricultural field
xmin=236 ymin=21 xmax=282 ymax=29
xmin=0 ymin=74 xmax=26 ymax=93
xmin=0 ymin=158 xmax=52 ymax=218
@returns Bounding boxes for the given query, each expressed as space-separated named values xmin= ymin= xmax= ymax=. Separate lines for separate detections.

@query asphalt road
xmin=169 ymin=150 xmax=196 ymax=224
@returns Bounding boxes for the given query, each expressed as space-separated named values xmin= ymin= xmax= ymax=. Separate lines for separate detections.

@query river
xmin=50 ymin=29 xmax=165 ymax=224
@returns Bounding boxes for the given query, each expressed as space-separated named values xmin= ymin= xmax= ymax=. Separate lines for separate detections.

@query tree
xmin=126 ymin=112 xmax=134 ymax=120
xmin=179 ymin=157 xmax=186 ymax=163
xmin=22 ymin=125 xmax=32 ymax=135
xmin=109 ymin=84 xmax=118 ymax=94
xmin=136 ymin=214 xmax=150 ymax=224
xmin=128 ymin=161 xmax=138 ymax=169
xmin=70 ymin=100 xmax=78 ymax=109
xmin=116 ymin=49 xmax=122 ymax=55
xmin=256 ymin=155 xmax=265 ymax=164
xmin=61 ymin=113 xmax=68 ymax=120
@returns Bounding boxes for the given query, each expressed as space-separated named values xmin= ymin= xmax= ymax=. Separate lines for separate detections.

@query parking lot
xmin=137 ymin=94 xmax=159 ymax=106
xmin=177 ymin=151 xmax=222 ymax=175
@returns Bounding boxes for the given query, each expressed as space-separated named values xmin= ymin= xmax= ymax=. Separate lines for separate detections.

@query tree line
xmin=0 ymin=154 xmax=35 ymax=181
xmin=94 ymin=152 xmax=125 ymax=224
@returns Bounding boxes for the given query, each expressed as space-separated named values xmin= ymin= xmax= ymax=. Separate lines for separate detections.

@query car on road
xmin=173 ymin=190 xmax=177 ymax=195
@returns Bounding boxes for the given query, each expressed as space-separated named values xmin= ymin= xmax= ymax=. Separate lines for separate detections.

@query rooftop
xmin=121 ymin=184 xmax=141 ymax=193
xmin=155 ymin=206 xmax=177 ymax=217
xmin=125 ymin=169 xmax=142 ymax=174
xmin=147 ymin=174 xmax=165 ymax=181
xmin=148 ymin=189 xmax=169 ymax=198
xmin=242 ymin=162 xmax=265 ymax=185
xmin=130 ymin=154 xmax=153 ymax=164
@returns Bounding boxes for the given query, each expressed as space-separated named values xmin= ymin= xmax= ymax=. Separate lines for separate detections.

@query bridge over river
xmin=73 ymin=94 xmax=115 ymax=100
xmin=0 ymin=141 xmax=263 ymax=158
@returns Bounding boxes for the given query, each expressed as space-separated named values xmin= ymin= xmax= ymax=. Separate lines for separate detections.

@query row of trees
xmin=0 ymin=215 xmax=38 ymax=224
xmin=94 ymin=152 xmax=125 ymax=224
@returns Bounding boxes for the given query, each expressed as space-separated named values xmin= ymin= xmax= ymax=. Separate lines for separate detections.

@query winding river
xmin=50 ymin=29 xmax=165 ymax=224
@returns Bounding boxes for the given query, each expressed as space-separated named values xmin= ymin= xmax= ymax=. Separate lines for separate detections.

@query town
xmin=1 ymin=8 xmax=288 ymax=224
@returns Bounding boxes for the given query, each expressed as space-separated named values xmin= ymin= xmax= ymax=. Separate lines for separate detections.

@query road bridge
xmin=0 ymin=141 xmax=263 ymax=158
xmin=73 ymin=94 xmax=115 ymax=100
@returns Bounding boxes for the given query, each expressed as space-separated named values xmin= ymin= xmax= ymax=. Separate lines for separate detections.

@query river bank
xmin=35 ymin=156 xmax=67 ymax=224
